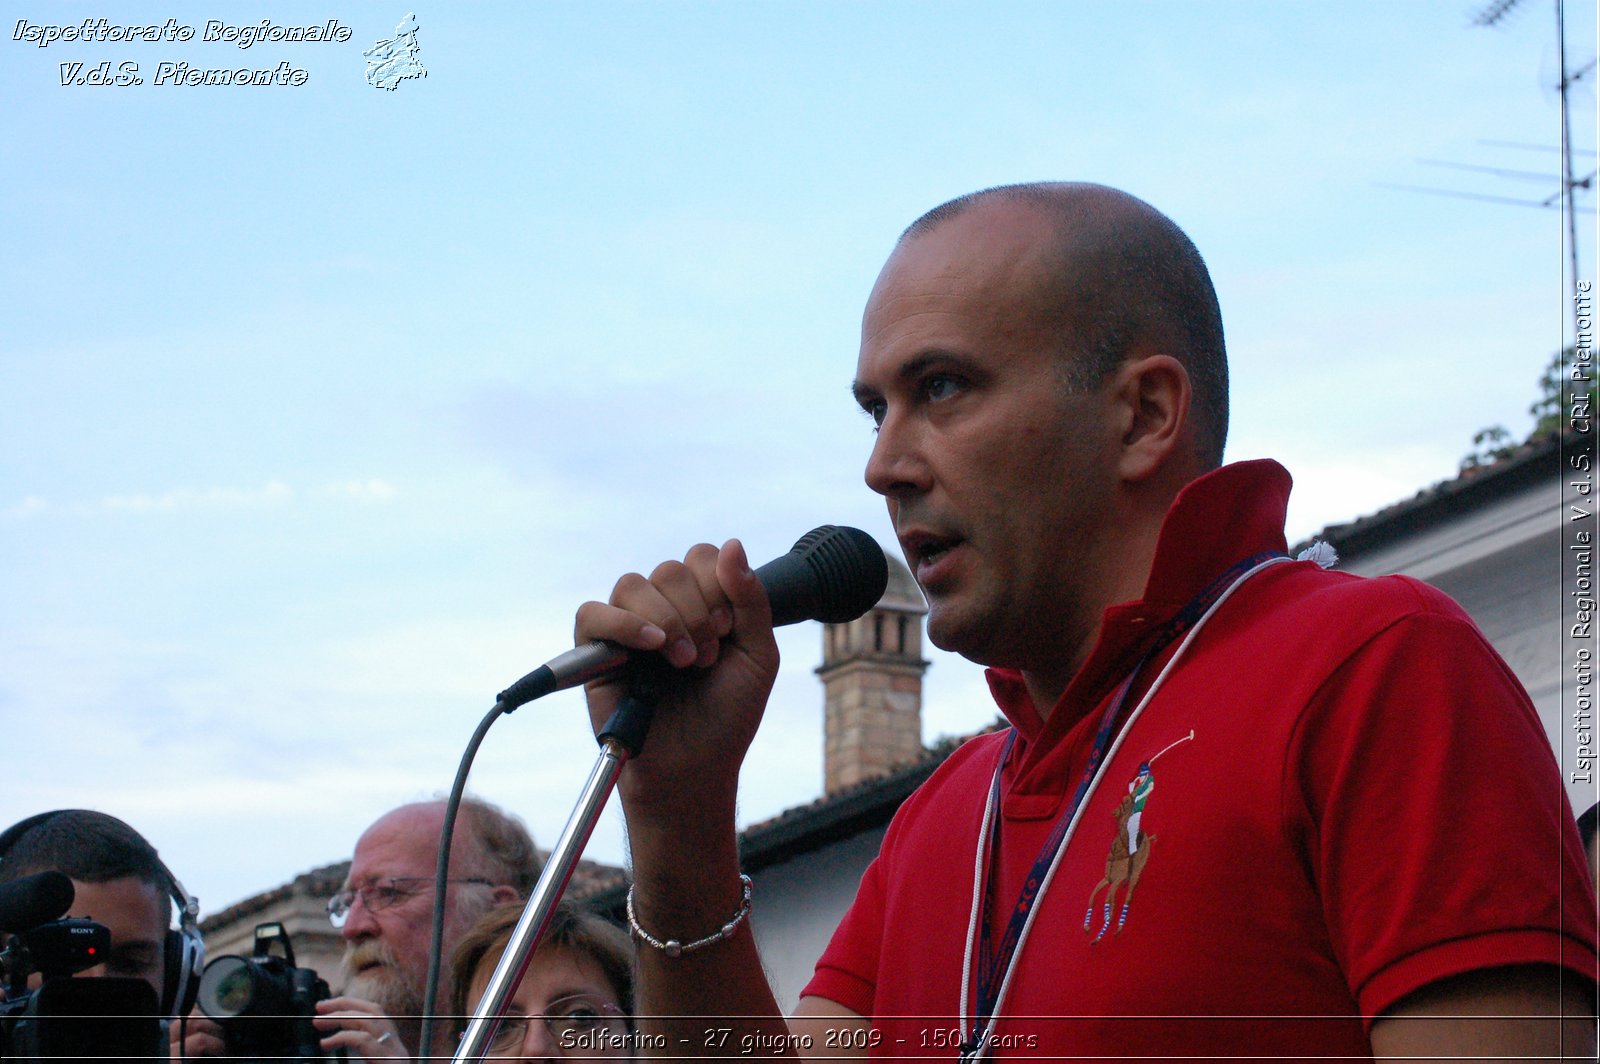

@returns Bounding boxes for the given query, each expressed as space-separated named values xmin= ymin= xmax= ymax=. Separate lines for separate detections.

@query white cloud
xmin=5 ymin=496 xmax=48 ymax=518
xmin=101 ymin=480 xmax=294 ymax=513
xmin=316 ymin=479 xmax=399 ymax=502
xmin=7 ymin=480 xmax=402 ymax=518
xmin=295 ymin=616 xmax=573 ymax=703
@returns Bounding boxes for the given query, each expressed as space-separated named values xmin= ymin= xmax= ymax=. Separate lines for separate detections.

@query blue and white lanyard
xmin=956 ymin=552 xmax=1290 ymax=1063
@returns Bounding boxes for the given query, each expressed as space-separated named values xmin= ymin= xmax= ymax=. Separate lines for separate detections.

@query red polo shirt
xmin=804 ymin=460 xmax=1596 ymax=1058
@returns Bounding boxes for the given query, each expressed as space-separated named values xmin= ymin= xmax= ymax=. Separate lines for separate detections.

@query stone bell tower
xmin=817 ymin=553 xmax=929 ymax=795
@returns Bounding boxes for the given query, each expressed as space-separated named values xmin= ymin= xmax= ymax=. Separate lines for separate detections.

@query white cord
xmin=961 ymin=555 xmax=1291 ymax=1062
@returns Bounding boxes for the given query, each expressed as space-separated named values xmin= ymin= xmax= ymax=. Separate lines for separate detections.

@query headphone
xmin=0 ymin=810 xmax=205 ymax=1019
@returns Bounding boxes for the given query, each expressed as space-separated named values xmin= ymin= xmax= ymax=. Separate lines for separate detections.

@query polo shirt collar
xmin=983 ymin=460 xmax=1292 ymax=794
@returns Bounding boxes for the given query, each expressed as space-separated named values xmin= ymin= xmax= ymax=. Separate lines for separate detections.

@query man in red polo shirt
xmin=577 ymin=182 xmax=1597 ymax=1059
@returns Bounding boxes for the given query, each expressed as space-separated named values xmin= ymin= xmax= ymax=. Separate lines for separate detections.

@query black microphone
xmin=495 ymin=525 xmax=888 ymax=711
xmin=0 ymin=870 xmax=75 ymax=933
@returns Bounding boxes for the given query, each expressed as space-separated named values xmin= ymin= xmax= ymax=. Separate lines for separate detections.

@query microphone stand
xmin=452 ymin=688 xmax=658 ymax=1064
xmin=449 ymin=526 xmax=886 ymax=1060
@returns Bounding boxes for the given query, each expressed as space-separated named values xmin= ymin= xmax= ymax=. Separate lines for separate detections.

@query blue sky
xmin=2 ymin=1 xmax=1593 ymax=915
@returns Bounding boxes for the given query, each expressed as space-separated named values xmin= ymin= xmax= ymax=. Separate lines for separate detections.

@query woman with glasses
xmin=450 ymin=901 xmax=635 ymax=1060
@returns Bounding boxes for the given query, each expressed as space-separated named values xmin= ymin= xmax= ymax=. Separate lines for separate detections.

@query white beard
xmin=340 ymin=947 xmax=425 ymax=1021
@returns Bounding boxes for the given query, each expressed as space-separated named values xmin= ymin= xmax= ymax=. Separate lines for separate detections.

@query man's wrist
xmin=630 ymin=873 xmax=753 ymax=957
xmin=620 ymin=774 xmax=739 ymax=832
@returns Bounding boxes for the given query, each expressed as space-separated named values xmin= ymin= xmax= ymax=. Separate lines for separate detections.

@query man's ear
xmin=491 ymin=884 xmax=520 ymax=906
xmin=1111 ymin=353 xmax=1191 ymax=483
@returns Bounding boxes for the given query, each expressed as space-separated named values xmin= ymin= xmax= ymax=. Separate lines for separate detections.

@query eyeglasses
xmin=326 ymin=877 xmax=493 ymax=927
xmin=481 ymin=995 xmax=627 ymax=1055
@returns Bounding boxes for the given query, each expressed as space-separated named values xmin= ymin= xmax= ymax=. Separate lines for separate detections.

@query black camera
xmin=1 ymin=907 xmax=164 ymax=1060
xmin=197 ymin=922 xmax=343 ymax=1060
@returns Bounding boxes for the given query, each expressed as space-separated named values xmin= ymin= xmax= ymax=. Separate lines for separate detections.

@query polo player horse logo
xmin=1083 ymin=731 xmax=1192 ymax=943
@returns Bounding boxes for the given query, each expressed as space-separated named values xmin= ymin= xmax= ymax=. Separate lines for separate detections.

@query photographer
xmin=0 ymin=809 xmax=204 ymax=1057
xmin=177 ymin=797 xmax=538 ymax=1060
xmin=176 ymin=951 xmax=406 ymax=1061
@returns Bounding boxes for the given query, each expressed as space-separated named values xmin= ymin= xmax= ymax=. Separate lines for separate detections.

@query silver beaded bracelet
xmin=627 ymin=874 xmax=753 ymax=958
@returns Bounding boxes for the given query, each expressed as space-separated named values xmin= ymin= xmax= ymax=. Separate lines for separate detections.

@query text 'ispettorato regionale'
xmin=13 ymin=18 xmax=353 ymax=87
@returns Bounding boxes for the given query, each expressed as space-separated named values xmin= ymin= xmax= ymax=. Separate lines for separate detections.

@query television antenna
xmin=1471 ymin=0 xmax=1592 ymax=340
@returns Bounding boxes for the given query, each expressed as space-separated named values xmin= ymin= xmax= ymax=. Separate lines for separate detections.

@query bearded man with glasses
xmin=325 ymin=798 xmax=540 ymax=1060
xmin=175 ymin=798 xmax=539 ymax=1059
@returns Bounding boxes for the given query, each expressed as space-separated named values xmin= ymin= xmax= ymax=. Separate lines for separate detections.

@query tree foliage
xmin=1460 ymin=346 xmax=1591 ymax=471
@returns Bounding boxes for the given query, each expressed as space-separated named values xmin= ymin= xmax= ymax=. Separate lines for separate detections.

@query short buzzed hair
xmin=904 ymin=182 xmax=1229 ymax=469
xmin=457 ymin=797 xmax=542 ymax=899
xmin=0 ymin=809 xmax=175 ymax=923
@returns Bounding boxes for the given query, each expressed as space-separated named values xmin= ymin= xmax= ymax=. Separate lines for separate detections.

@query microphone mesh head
xmin=789 ymin=526 xmax=889 ymax=623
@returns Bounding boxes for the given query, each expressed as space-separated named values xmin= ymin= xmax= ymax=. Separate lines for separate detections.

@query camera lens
xmin=198 ymin=955 xmax=259 ymax=1018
